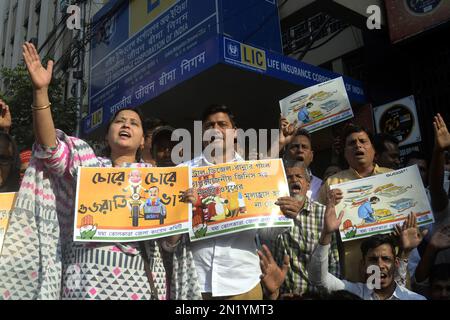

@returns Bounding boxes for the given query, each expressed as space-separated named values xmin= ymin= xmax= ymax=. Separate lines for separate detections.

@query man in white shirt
xmin=179 ymin=104 xmax=262 ymax=299
xmin=307 ymin=190 xmax=426 ymax=300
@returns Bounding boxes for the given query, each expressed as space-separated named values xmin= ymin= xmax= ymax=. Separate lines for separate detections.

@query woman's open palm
xmin=22 ymin=42 xmax=53 ymax=90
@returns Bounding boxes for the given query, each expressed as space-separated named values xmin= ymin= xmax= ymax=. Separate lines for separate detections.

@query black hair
xmin=405 ymin=151 xmax=429 ymax=167
xmin=0 ymin=132 xmax=20 ymax=192
xmin=143 ymin=118 xmax=167 ymax=135
xmin=373 ymin=133 xmax=399 ymax=154
xmin=151 ymin=126 xmax=175 ymax=158
xmin=360 ymin=234 xmax=397 ymax=258
xmin=102 ymin=107 xmax=145 ymax=161
xmin=293 ymin=128 xmax=312 ymax=144
xmin=201 ymin=104 xmax=236 ymax=127
xmin=342 ymin=124 xmax=374 ymax=147
xmin=370 ymin=196 xmax=379 ymax=202
xmin=430 ymin=263 xmax=450 ymax=284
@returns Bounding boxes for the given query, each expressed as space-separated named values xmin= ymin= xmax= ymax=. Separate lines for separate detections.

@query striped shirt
xmin=274 ymin=198 xmax=341 ymax=296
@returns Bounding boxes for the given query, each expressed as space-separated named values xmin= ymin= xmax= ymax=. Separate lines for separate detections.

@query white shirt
xmin=180 ymin=153 xmax=261 ymax=297
xmin=308 ymin=243 xmax=426 ymax=300
xmin=308 ymin=173 xmax=322 ymax=202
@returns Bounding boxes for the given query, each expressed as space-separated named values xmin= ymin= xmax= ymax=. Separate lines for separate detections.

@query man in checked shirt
xmin=272 ymin=159 xmax=341 ymax=298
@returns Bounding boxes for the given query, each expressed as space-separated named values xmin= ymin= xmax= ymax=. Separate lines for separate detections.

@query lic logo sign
xmin=224 ymin=38 xmax=267 ymax=72
xmin=227 ymin=42 xmax=240 ymax=59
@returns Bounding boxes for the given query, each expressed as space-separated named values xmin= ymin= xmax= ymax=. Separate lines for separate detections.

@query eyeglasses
xmin=0 ymin=155 xmax=14 ymax=165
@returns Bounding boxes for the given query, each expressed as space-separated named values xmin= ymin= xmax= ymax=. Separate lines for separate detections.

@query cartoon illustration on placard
xmin=280 ymin=77 xmax=353 ymax=133
xmin=189 ymin=159 xmax=291 ymax=242
xmin=123 ymin=169 xmax=147 ymax=227
xmin=342 ymin=219 xmax=357 ymax=239
xmin=374 ymin=184 xmax=412 ymax=197
xmin=332 ymin=166 xmax=434 ymax=241
xmin=143 ymin=186 xmax=167 ymax=225
xmin=80 ymin=215 xmax=98 ymax=240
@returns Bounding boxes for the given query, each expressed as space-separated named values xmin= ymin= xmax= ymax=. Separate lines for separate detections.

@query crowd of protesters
xmin=0 ymin=42 xmax=449 ymax=300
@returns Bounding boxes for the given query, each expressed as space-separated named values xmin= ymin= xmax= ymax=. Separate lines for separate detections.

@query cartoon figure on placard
xmin=297 ymin=102 xmax=314 ymax=124
xmin=192 ymin=221 xmax=208 ymax=238
xmin=226 ymin=182 xmax=240 ymax=218
xmin=357 ymin=196 xmax=380 ymax=224
xmin=80 ymin=215 xmax=97 ymax=240
xmin=206 ymin=194 xmax=230 ymax=222
xmin=143 ymin=186 xmax=167 ymax=225
xmin=342 ymin=219 xmax=357 ymax=239
xmin=192 ymin=196 xmax=208 ymax=238
xmin=238 ymin=192 xmax=247 ymax=214
xmin=123 ymin=169 xmax=146 ymax=227
xmin=191 ymin=178 xmax=216 ymax=238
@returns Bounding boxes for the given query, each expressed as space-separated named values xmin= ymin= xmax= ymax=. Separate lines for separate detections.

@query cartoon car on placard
xmin=351 ymin=197 xmax=369 ymax=208
xmin=310 ymin=90 xmax=334 ymax=101
xmin=389 ymin=198 xmax=417 ymax=212
xmin=374 ymin=183 xmax=394 ymax=194
xmin=289 ymin=94 xmax=309 ymax=104
xmin=373 ymin=209 xmax=394 ymax=221
xmin=143 ymin=201 xmax=166 ymax=225
xmin=320 ymin=100 xmax=340 ymax=112
xmin=344 ymin=194 xmax=368 ymax=204
xmin=376 ymin=185 xmax=412 ymax=198
xmin=309 ymin=110 xmax=323 ymax=119
xmin=348 ymin=185 xmax=373 ymax=193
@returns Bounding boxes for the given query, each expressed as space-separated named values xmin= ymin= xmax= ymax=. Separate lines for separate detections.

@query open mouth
xmin=354 ymin=150 xmax=365 ymax=157
xmin=210 ymin=134 xmax=224 ymax=142
xmin=290 ymin=182 xmax=302 ymax=194
xmin=119 ymin=131 xmax=131 ymax=138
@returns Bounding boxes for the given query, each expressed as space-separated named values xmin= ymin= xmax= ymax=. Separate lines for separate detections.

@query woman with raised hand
xmin=0 ymin=42 xmax=201 ymax=300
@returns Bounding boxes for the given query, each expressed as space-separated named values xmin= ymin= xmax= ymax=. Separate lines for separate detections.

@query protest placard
xmin=331 ymin=165 xmax=433 ymax=241
xmin=189 ymin=159 xmax=292 ymax=241
xmin=280 ymin=77 xmax=353 ymax=133
xmin=74 ymin=166 xmax=191 ymax=242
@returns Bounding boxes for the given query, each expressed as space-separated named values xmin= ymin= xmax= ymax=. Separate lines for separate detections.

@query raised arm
xmin=308 ymin=190 xmax=345 ymax=290
xmin=414 ymin=224 xmax=450 ymax=283
xmin=258 ymin=244 xmax=289 ymax=300
xmin=22 ymin=42 xmax=56 ymax=148
xmin=429 ymin=114 xmax=450 ymax=214
xmin=391 ymin=212 xmax=428 ymax=286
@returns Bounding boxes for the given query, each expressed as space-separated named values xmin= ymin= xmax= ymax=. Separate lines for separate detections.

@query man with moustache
xmin=173 ymin=105 xmax=264 ymax=299
xmin=308 ymin=190 xmax=426 ymax=300
xmin=318 ymin=124 xmax=392 ymax=282
xmin=281 ymin=125 xmax=322 ymax=201
xmin=373 ymin=133 xmax=401 ymax=170
xmin=271 ymin=160 xmax=340 ymax=298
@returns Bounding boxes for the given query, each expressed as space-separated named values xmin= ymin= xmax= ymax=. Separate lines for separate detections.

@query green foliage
xmin=0 ymin=63 xmax=77 ymax=150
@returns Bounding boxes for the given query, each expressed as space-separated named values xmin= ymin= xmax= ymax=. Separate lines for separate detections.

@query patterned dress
xmin=0 ymin=130 xmax=201 ymax=300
